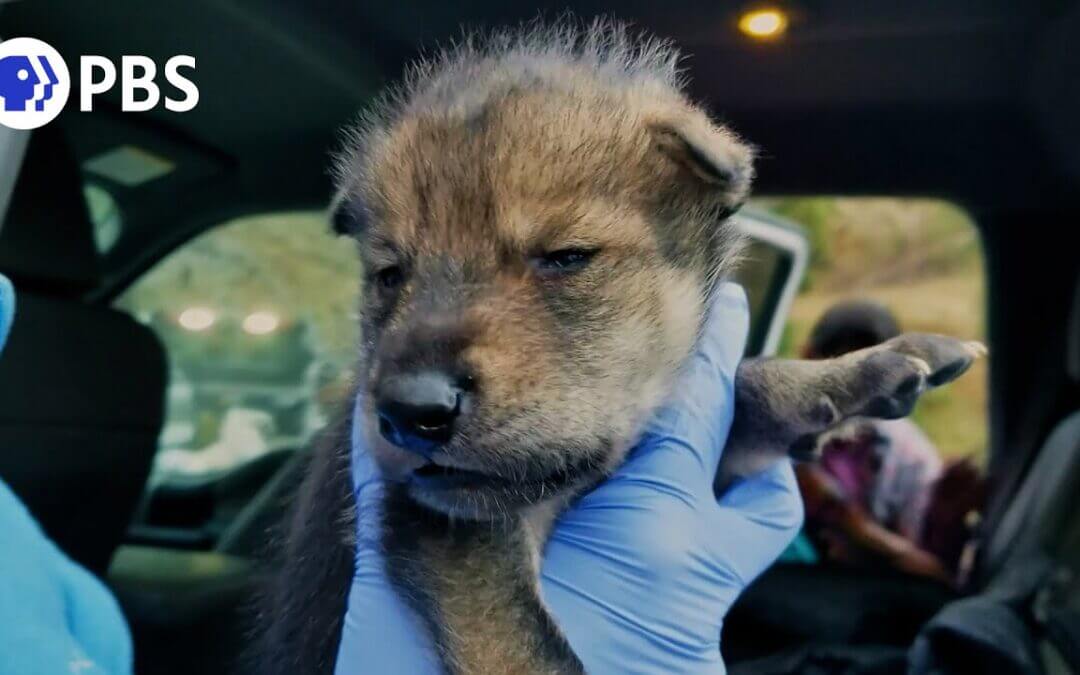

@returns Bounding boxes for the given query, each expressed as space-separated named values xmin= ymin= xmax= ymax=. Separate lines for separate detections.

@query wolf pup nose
xmin=375 ymin=370 xmax=468 ymax=453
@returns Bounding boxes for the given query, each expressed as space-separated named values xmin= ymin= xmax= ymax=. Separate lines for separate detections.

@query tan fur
xmin=334 ymin=21 xmax=754 ymax=674
xmin=257 ymin=23 xmax=986 ymax=675
xmin=414 ymin=528 xmax=558 ymax=675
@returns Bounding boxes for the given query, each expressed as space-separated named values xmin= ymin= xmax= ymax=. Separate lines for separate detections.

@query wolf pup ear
xmin=329 ymin=191 xmax=369 ymax=237
xmin=649 ymin=117 xmax=755 ymax=218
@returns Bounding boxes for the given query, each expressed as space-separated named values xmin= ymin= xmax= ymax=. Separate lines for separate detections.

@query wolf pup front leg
xmin=721 ymin=333 xmax=986 ymax=487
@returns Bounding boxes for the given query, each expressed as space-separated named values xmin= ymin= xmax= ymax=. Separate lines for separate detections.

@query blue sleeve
xmin=0 ymin=480 xmax=133 ymax=675
xmin=0 ymin=275 xmax=132 ymax=675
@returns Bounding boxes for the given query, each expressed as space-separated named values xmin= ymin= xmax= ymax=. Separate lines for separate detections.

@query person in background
xmin=790 ymin=300 xmax=985 ymax=583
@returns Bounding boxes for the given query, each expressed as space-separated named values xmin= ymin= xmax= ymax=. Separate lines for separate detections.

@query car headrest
xmin=0 ymin=129 xmax=100 ymax=295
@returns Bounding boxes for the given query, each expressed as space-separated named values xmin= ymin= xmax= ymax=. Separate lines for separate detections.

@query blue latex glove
xmin=0 ymin=273 xmax=133 ymax=675
xmin=0 ymin=273 xmax=13 ymax=350
xmin=336 ymin=282 xmax=803 ymax=674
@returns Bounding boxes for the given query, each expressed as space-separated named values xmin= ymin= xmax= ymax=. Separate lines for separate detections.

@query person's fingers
xmin=694 ymin=282 xmax=751 ymax=391
xmin=648 ymin=282 xmax=748 ymax=471
xmin=341 ymin=402 xmax=441 ymax=674
xmin=617 ymin=283 xmax=749 ymax=498
xmin=351 ymin=391 xmax=380 ymax=491
xmin=707 ymin=460 xmax=804 ymax=589
xmin=350 ymin=390 xmax=389 ymax=563
xmin=336 ymin=575 xmax=442 ymax=675
xmin=0 ymin=273 xmax=15 ymax=354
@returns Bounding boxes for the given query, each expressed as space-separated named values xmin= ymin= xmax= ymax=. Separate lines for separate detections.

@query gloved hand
xmin=0 ymin=482 xmax=133 ymax=675
xmin=0 ymin=273 xmax=133 ymax=675
xmin=0 ymin=273 xmax=13 ymax=350
xmin=335 ymin=282 xmax=804 ymax=674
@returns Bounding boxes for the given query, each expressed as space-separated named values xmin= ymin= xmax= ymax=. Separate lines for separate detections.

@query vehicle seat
xmin=0 ymin=129 xmax=167 ymax=576
xmin=981 ymin=269 xmax=1080 ymax=581
xmin=981 ymin=413 xmax=1080 ymax=582
xmin=901 ymin=271 xmax=1080 ymax=675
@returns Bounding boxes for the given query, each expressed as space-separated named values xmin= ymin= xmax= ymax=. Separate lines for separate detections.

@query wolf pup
xmin=257 ymin=22 xmax=984 ymax=674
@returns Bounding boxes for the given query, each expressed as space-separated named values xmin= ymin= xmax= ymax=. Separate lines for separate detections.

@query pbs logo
xmin=0 ymin=37 xmax=71 ymax=130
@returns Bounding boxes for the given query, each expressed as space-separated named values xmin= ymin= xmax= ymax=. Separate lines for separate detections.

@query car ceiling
xmin=4 ymin=1 xmax=1078 ymax=241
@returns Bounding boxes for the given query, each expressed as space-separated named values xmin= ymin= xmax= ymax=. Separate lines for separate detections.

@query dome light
xmin=739 ymin=8 xmax=789 ymax=39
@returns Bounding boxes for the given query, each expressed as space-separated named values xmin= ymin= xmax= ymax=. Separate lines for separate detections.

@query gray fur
xmin=257 ymin=21 xmax=985 ymax=675
xmin=722 ymin=333 xmax=987 ymax=488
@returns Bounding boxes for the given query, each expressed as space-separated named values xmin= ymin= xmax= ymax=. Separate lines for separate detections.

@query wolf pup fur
xmin=256 ymin=22 xmax=985 ymax=675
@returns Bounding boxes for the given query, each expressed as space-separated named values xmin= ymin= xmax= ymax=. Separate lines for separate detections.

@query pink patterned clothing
xmin=816 ymin=418 xmax=943 ymax=543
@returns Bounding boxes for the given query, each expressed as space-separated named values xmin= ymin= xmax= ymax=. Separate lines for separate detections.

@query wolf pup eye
xmin=532 ymin=248 xmax=599 ymax=275
xmin=371 ymin=264 xmax=405 ymax=290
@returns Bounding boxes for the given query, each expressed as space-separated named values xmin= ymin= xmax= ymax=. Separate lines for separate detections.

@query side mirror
xmin=730 ymin=208 xmax=809 ymax=357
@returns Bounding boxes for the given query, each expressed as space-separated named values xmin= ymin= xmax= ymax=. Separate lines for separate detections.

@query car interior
xmin=1 ymin=1 xmax=1078 ymax=674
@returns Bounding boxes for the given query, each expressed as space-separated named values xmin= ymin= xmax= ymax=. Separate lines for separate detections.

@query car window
xmin=118 ymin=210 xmax=808 ymax=494
xmin=113 ymin=199 xmax=985 ymax=549
xmin=113 ymin=209 xmax=810 ymax=546
xmin=751 ymin=196 xmax=988 ymax=463
xmin=114 ymin=212 xmax=359 ymax=495
xmin=732 ymin=211 xmax=808 ymax=357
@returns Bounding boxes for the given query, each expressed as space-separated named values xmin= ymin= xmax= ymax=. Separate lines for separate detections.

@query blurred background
xmin=769 ymin=198 xmax=986 ymax=460
xmin=113 ymin=198 xmax=986 ymax=492
xmin=2 ymin=2 xmax=1076 ymax=674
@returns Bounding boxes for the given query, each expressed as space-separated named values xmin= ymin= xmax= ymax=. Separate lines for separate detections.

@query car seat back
xmin=0 ymin=129 xmax=167 ymax=575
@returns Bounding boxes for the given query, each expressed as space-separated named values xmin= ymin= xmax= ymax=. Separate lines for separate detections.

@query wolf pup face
xmin=333 ymin=25 xmax=755 ymax=519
